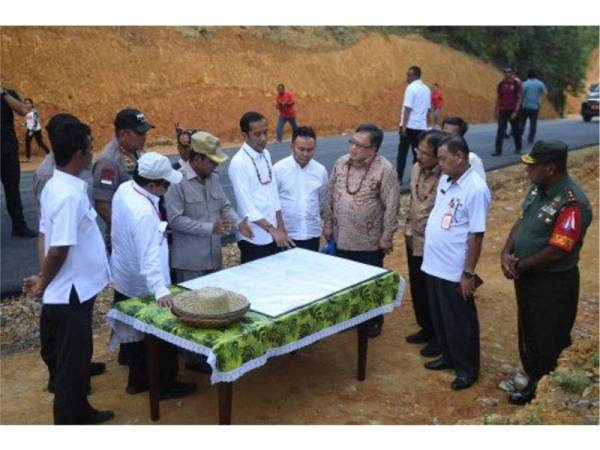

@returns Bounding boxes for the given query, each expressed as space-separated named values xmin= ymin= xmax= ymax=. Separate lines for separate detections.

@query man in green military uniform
xmin=500 ymin=140 xmax=592 ymax=405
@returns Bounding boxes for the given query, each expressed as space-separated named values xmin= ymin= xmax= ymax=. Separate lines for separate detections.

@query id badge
xmin=441 ymin=212 xmax=453 ymax=230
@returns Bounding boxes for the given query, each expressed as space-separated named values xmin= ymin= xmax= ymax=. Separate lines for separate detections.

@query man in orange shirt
xmin=274 ymin=84 xmax=298 ymax=143
xmin=431 ymin=83 xmax=444 ymax=129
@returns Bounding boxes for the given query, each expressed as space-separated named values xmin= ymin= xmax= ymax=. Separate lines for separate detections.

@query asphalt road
xmin=1 ymin=118 xmax=598 ymax=297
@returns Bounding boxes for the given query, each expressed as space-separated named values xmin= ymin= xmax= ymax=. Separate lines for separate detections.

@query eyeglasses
xmin=348 ymin=139 xmax=372 ymax=150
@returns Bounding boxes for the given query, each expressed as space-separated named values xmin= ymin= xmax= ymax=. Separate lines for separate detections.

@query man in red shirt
xmin=431 ymin=83 xmax=443 ymax=129
xmin=274 ymin=84 xmax=298 ymax=143
xmin=493 ymin=66 xmax=523 ymax=156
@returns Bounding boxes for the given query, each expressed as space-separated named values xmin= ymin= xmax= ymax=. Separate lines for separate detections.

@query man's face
xmin=437 ymin=145 xmax=464 ymax=177
xmin=147 ymin=180 xmax=170 ymax=197
xmin=277 ymin=85 xmax=284 ymax=95
xmin=291 ymin=136 xmax=316 ymax=168
xmin=76 ymin=134 xmax=94 ymax=172
xmin=24 ymin=100 xmax=33 ymax=111
xmin=177 ymin=133 xmax=192 ymax=162
xmin=416 ymin=139 xmax=438 ymax=171
xmin=243 ymin=119 xmax=268 ymax=152
xmin=118 ymin=128 xmax=147 ymax=153
xmin=190 ymin=154 xmax=218 ymax=178
xmin=348 ymin=131 xmax=375 ymax=163
xmin=406 ymin=69 xmax=417 ymax=84
xmin=504 ymin=68 xmax=514 ymax=80
xmin=525 ymin=161 xmax=552 ymax=186
xmin=442 ymin=123 xmax=461 ymax=136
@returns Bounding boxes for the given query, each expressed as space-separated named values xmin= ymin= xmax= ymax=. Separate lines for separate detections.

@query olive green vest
xmin=514 ymin=175 xmax=592 ymax=272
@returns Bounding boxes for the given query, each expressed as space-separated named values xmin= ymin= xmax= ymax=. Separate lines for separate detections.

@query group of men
xmin=5 ymin=69 xmax=592 ymax=423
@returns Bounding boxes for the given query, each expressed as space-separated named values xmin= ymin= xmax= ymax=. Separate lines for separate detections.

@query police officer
xmin=92 ymin=108 xmax=154 ymax=245
xmin=500 ymin=140 xmax=592 ymax=405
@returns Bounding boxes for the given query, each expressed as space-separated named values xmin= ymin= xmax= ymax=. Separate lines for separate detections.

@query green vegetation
xmin=556 ymin=370 xmax=591 ymax=395
xmin=421 ymin=26 xmax=599 ymax=114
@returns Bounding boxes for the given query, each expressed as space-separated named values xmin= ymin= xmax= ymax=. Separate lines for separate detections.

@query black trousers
xmin=25 ymin=130 xmax=50 ymax=158
xmin=495 ymin=109 xmax=522 ymax=154
xmin=397 ymin=128 xmax=423 ymax=183
xmin=426 ymin=274 xmax=480 ymax=379
xmin=335 ymin=247 xmax=385 ymax=328
xmin=292 ymin=237 xmax=320 ymax=252
xmin=113 ymin=290 xmax=179 ymax=391
xmin=405 ymin=243 xmax=436 ymax=342
xmin=41 ymin=288 xmax=95 ymax=424
xmin=514 ymin=268 xmax=579 ymax=383
xmin=518 ymin=108 xmax=539 ymax=143
xmin=238 ymin=240 xmax=280 ymax=264
xmin=0 ymin=148 xmax=27 ymax=230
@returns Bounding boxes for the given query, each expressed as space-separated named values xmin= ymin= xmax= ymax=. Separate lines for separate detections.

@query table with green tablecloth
xmin=107 ymin=249 xmax=404 ymax=424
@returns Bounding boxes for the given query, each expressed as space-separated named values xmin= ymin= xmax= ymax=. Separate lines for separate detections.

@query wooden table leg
xmin=218 ymin=382 xmax=233 ymax=425
xmin=357 ymin=323 xmax=369 ymax=381
xmin=145 ymin=334 xmax=161 ymax=421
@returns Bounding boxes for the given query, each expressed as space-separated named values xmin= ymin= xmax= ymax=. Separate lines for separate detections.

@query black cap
xmin=521 ymin=140 xmax=568 ymax=165
xmin=114 ymin=108 xmax=155 ymax=133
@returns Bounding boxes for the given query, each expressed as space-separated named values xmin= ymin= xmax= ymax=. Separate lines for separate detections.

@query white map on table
xmin=179 ymin=248 xmax=389 ymax=317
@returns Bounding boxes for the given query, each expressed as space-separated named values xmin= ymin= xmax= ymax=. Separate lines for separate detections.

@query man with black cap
xmin=501 ymin=140 xmax=592 ymax=405
xmin=92 ymin=108 xmax=154 ymax=246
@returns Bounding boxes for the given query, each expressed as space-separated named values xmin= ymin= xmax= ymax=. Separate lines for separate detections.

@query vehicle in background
xmin=581 ymin=82 xmax=599 ymax=122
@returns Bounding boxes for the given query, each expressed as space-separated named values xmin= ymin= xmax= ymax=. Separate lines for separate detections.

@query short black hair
xmin=24 ymin=98 xmax=33 ymax=104
xmin=292 ymin=126 xmax=316 ymax=143
xmin=46 ymin=113 xmax=81 ymax=148
xmin=356 ymin=123 xmax=383 ymax=151
xmin=436 ymin=135 xmax=470 ymax=157
xmin=277 ymin=83 xmax=285 ymax=90
xmin=408 ymin=66 xmax=422 ymax=78
xmin=240 ymin=111 xmax=266 ymax=133
xmin=416 ymin=130 xmax=447 ymax=152
xmin=52 ymin=122 xmax=92 ymax=166
xmin=527 ymin=69 xmax=537 ymax=79
xmin=132 ymin=166 xmax=169 ymax=188
xmin=442 ymin=116 xmax=469 ymax=137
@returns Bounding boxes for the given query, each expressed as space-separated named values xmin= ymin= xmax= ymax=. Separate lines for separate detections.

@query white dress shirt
xmin=228 ymin=142 xmax=282 ymax=245
xmin=469 ymin=152 xmax=487 ymax=182
xmin=274 ymin=155 xmax=328 ymax=240
xmin=421 ymin=167 xmax=491 ymax=282
xmin=110 ymin=180 xmax=171 ymax=299
xmin=402 ymin=79 xmax=431 ymax=130
xmin=39 ymin=169 xmax=110 ymax=304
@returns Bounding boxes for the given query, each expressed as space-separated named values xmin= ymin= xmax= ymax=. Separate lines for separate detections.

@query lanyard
xmin=132 ymin=185 xmax=162 ymax=221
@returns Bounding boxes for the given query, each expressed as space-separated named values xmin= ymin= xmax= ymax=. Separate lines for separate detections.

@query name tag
xmin=158 ymin=221 xmax=168 ymax=233
xmin=541 ymin=205 xmax=556 ymax=216
xmin=441 ymin=212 xmax=453 ymax=230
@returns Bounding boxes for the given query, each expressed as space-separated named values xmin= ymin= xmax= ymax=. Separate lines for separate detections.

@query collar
xmin=132 ymin=180 xmax=160 ymax=207
xmin=445 ymin=166 xmax=474 ymax=187
xmin=540 ymin=175 xmax=570 ymax=199
xmin=52 ymin=168 xmax=87 ymax=192
xmin=182 ymin=162 xmax=197 ymax=181
xmin=242 ymin=142 xmax=266 ymax=159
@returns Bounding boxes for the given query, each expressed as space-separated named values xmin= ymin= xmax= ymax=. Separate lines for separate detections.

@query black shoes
xmin=406 ymin=330 xmax=428 ymax=344
xmin=126 ymin=382 xmax=148 ymax=395
xmin=90 ymin=362 xmax=106 ymax=376
xmin=491 ymin=151 xmax=502 ymax=157
xmin=80 ymin=409 xmax=115 ymax=425
xmin=424 ymin=357 xmax=452 ymax=371
xmin=451 ymin=376 xmax=476 ymax=391
xmin=508 ymin=384 xmax=536 ymax=405
xmin=420 ymin=342 xmax=441 ymax=358
xmin=12 ymin=226 xmax=37 ymax=238
xmin=159 ymin=381 xmax=197 ymax=400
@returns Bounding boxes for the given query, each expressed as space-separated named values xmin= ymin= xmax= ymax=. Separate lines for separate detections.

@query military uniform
xmin=513 ymin=142 xmax=592 ymax=388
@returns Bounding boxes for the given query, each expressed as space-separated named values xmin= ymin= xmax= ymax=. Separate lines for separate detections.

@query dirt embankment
xmin=565 ymin=47 xmax=599 ymax=116
xmin=1 ymin=26 xmax=558 ymax=157
xmin=1 ymin=147 xmax=597 ymax=425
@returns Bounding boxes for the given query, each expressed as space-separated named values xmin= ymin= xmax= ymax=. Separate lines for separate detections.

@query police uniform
xmin=512 ymin=141 xmax=592 ymax=400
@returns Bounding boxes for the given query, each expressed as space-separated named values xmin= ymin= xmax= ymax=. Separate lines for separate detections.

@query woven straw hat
xmin=171 ymin=287 xmax=250 ymax=328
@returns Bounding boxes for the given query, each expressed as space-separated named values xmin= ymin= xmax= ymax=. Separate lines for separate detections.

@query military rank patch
xmin=100 ymin=167 xmax=116 ymax=186
xmin=548 ymin=206 xmax=581 ymax=252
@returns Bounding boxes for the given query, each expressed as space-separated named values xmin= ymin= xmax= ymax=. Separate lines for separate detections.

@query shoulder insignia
xmin=565 ymin=188 xmax=578 ymax=204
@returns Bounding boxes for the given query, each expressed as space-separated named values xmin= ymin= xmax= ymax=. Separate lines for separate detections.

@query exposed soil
xmin=1 ymin=147 xmax=597 ymax=425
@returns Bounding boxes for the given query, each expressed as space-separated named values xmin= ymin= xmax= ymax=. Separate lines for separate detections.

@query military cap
xmin=190 ymin=131 xmax=228 ymax=164
xmin=521 ymin=140 xmax=568 ymax=165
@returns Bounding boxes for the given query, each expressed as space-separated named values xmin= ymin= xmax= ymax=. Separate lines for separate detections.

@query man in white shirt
xmin=274 ymin=126 xmax=328 ymax=252
xmin=110 ymin=152 xmax=196 ymax=400
xmin=421 ymin=135 xmax=491 ymax=391
xmin=23 ymin=121 xmax=113 ymax=425
xmin=442 ymin=116 xmax=487 ymax=183
xmin=228 ymin=111 xmax=294 ymax=263
xmin=397 ymin=65 xmax=431 ymax=184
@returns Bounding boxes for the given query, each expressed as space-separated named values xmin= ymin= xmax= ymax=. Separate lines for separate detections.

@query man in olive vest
xmin=500 ymin=140 xmax=592 ymax=405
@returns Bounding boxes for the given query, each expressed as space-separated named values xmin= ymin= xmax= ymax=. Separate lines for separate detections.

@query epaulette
xmin=565 ymin=188 xmax=578 ymax=204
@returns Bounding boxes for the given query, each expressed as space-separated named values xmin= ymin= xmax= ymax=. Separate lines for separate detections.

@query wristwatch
xmin=462 ymin=270 xmax=475 ymax=279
